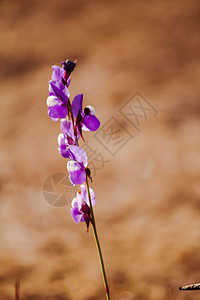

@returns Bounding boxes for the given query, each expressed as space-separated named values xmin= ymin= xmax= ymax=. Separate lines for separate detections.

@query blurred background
xmin=0 ymin=0 xmax=200 ymax=299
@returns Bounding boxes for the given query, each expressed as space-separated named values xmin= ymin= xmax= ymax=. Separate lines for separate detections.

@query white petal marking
xmin=86 ymin=105 xmax=95 ymax=115
xmin=47 ymin=95 xmax=58 ymax=107
xmin=67 ymin=161 xmax=80 ymax=172
xmin=57 ymin=133 xmax=64 ymax=145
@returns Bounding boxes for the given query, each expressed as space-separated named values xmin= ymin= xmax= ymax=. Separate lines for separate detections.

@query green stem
xmin=86 ymin=176 xmax=111 ymax=300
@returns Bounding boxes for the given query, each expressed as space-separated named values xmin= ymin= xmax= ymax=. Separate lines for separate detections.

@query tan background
xmin=0 ymin=0 xmax=200 ymax=299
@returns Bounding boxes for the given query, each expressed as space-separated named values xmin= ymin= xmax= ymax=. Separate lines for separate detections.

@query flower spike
xmin=46 ymin=59 xmax=110 ymax=300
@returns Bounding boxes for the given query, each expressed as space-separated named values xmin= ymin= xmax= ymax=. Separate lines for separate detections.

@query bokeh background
xmin=1 ymin=0 xmax=200 ymax=299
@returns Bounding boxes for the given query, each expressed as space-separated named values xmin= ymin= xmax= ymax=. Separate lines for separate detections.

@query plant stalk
xmin=86 ymin=176 xmax=111 ymax=300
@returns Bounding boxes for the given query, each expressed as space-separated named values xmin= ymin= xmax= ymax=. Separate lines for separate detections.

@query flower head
xmin=71 ymin=94 xmax=100 ymax=137
xmin=61 ymin=59 xmax=76 ymax=85
xmin=47 ymin=80 xmax=70 ymax=121
xmin=58 ymin=118 xmax=80 ymax=157
xmin=64 ymin=145 xmax=88 ymax=185
xmin=71 ymin=184 xmax=96 ymax=230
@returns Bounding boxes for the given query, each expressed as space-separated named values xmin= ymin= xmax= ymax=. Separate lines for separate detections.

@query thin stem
xmin=86 ymin=176 xmax=111 ymax=300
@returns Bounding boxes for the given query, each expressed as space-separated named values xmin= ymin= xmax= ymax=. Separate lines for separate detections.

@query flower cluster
xmin=46 ymin=59 xmax=100 ymax=230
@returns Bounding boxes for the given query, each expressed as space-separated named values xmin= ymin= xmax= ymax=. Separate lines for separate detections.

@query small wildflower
xmin=47 ymin=81 xmax=70 ymax=121
xmin=65 ymin=145 xmax=88 ymax=185
xmin=58 ymin=118 xmax=81 ymax=157
xmin=71 ymin=184 xmax=96 ymax=230
xmin=72 ymin=94 xmax=100 ymax=134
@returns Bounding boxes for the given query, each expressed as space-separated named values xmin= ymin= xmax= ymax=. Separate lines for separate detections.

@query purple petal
xmin=67 ymin=161 xmax=86 ymax=185
xmin=71 ymin=94 xmax=83 ymax=118
xmin=71 ymin=207 xmax=83 ymax=223
xmin=60 ymin=119 xmax=80 ymax=144
xmin=83 ymin=115 xmax=100 ymax=131
xmin=80 ymin=184 xmax=96 ymax=207
xmin=59 ymin=144 xmax=69 ymax=158
xmin=48 ymin=105 xmax=67 ymax=119
xmin=49 ymin=81 xmax=69 ymax=104
xmin=61 ymin=119 xmax=74 ymax=139
xmin=80 ymin=215 xmax=85 ymax=222
xmin=58 ymin=133 xmax=71 ymax=156
xmin=51 ymin=65 xmax=64 ymax=82
xmin=49 ymin=80 xmax=67 ymax=95
xmin=72 ymin=196 xmax=82 ymax=210
xmin=66 ymin=146 xmax=88 ymax=166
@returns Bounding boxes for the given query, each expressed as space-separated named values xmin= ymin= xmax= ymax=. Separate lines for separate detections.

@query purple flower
xmin=58 ymin=119 xmax=80 ymax=157
xmin=71 ymin=184 xmax=96 ymax=230
xmin=47 ymin=80 xmax=70 ymax=121
xmin=64 ymin=145 xmax=88 ymax=185
xmin=71 ymin=94 xmax=100 ymax=133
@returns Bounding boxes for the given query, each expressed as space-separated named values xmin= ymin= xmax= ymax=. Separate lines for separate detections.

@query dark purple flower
xmin=61 ymin=59 xmax=76 ymax=84
xmin=71 ymin=184 xmax=96 ymax=230
xmin=64 ymin=145 xmax=88 ymax=185
xmin=71 ymin=94 xmax=100 ymax=133
xmin=47 ymin=80 xmax=70 ymax=121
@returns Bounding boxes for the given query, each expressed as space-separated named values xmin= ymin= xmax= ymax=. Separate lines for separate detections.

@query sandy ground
xmin=0 ymin=0 xmax=200 ymax=299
